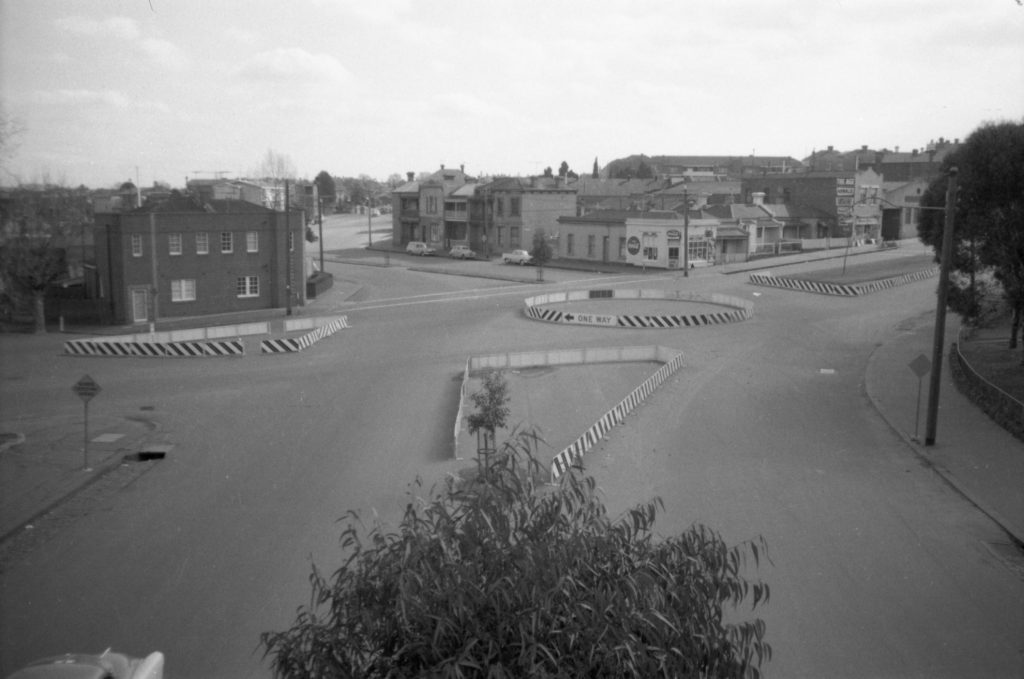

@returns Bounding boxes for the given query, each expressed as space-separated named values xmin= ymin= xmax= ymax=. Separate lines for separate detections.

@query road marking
xmin=819 ymin=368 xmax=836 ymax=375
xmin=92 ymin=433 xmax=124 ymax=443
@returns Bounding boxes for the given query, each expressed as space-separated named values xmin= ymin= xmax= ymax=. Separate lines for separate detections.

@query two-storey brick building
xmin=94 ymin=192 xmax=305 ymax=325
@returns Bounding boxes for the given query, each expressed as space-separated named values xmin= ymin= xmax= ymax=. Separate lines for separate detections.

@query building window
xmin=169 ymin=233 xmax=182 ymax=256
xmin=196 ymin=233 xmax=209 ymax=254
xmin=131 ymin=234 xmax=143 ymax=257
xmin=236 ymin=276 xmax=259 ymax=298
xmin=510 ymin=197 xmax=521 ymax=217
xmin=587 ymin=234 xmax=595 ymax=257
xmin=643 ymin=246 xmax=658 ymax=261
xmin=221 ymin=232 xmax=233 ymax=253
xmin=497 ymin=227 xmax=504 ymax=246
xmin=425 ymin=196 xmax=438 ymax=214
xmin=510 ymin=226 xmax=520 ymax=247
xmin=430 ymin=223 xmax=440 ymax=241
xmin=247 ymin=231 xmax=259 ymax=253
xmin=618 ymin=237 xmax=627 ymax=260
xmin=496 ymin=197 xmax=504 ymax=217
xmin=567 ymin=233 xmax=574 ymax=256
xmin=171 ymin=279 xmax=196 ymax=302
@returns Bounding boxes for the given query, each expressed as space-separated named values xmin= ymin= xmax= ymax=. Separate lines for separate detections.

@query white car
xmin=405 ymin=241 xmax=436 ymax=256
xmin=448 ymin=244 xmax=477 ymax=259
xmin=8 ymin=650 xmax=165 ymax=679
xmin=502 ymin=249 xmax=533 ymax=265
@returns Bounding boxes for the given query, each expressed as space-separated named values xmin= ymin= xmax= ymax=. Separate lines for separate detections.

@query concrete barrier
xmin=523 ymin=289 xmax=753 ymax=329
xmin=748 ymin=267 xmax=937 ymax=296
xmin=63 ymin=315 xmax=349 ymax=358
xmin=260 ymin=316 xmax=350 ymax=354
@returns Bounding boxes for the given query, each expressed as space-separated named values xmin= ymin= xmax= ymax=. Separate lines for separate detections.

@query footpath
xmin=1 ymin=240 xmax=1021 ymax=547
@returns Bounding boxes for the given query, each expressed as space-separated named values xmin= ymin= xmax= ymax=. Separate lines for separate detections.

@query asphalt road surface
xmin=1 ymin=251 xmax=1021 ymax=677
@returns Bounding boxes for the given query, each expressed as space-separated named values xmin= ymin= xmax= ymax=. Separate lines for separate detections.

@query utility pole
xmin=285 ymin=180 xmax=292 ymax=316
xmin=317 ymin=198 xmax=324 ymax=272
xmin=924 ymin=167 xmax=958 ymax=446
xmin=367 ymin=194 xmax=373 ymax=248
xmin=149 ymin=212 xmax=158 ymax=332
xmin=682 ymin=189 xmax=690 ymax=277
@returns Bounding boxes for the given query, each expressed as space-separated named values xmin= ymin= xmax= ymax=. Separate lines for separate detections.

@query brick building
xmin=94 ymin=192 xmax=305 ymax=325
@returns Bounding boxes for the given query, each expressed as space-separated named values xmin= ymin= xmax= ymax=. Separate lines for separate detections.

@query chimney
xmin=407 ymin=172 xmax=414 ymax=182
xmin=440 ymin=164 xmax=445 ymax=170
xmin=827 ymin=145 xmax=834 ymax=152
xmin=861 ymin=145 xmax=868 ymax=151
xmin=751 ymin=191 xmax=765 ymax=206
xmin=460 ymin=164 xmax=464 ymax=173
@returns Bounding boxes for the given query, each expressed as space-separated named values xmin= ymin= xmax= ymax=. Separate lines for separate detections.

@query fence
xmin=951 ymin=329 xmax=1024 ymax=442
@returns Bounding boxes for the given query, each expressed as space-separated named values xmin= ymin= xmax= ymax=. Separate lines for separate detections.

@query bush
xmin=261 ymin=433 xmax=772 ymax=678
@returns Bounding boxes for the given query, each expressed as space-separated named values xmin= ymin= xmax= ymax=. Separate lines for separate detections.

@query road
xmin=1 ymin=250 xmax=1021 ymax=677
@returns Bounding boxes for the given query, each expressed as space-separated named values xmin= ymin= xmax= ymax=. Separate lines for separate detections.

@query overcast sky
xmin=1 ymin=0 xmax=1022 ymax=189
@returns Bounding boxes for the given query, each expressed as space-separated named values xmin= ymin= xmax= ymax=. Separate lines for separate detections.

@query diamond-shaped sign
xmin=909 ymin=354 xmax=931 ymax=378
xmin=72 ymin=374 xmax=101 ymax=402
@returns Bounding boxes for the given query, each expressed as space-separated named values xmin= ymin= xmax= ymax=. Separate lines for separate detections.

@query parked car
xmin=448 ymin=244 xmax=477 ymax=259
xmin=502 ymin=249 xmax=533 ymax=265
xmin=405 ymin=241 xmax=436 ymax=256
xmin=7 ymin=650 xmax=165 ymax=679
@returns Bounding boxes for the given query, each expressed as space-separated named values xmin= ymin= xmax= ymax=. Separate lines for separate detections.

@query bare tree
xmin=252 ymin=148 xmax=297 ymax=181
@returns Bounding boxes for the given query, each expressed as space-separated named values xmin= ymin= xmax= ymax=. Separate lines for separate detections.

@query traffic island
xmin=523 ymin=289 xmax=753 ymax=328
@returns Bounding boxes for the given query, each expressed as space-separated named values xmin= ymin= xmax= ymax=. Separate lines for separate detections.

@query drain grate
xmin=984 ymin=541 xmax=1024 ymax=580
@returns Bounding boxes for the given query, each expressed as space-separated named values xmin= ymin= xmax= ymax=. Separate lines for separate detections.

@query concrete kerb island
xmin=524 ymin=289 xmax=753 ymax=329
xmin=748 ymin=267 xmax=937 ymax=296
xmin=62 ymin=315 xmax=350 ymax=358
xmin=456 ymin=346 xmax=685 ymax=479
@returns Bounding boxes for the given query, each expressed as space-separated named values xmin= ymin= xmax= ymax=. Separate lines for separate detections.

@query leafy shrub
xmin=262 ymin=433 xmax=771 ymax=678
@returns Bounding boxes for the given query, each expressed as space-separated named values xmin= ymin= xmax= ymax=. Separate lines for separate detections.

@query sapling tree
xmin=466 ymin=370 xmax=510 ymax=455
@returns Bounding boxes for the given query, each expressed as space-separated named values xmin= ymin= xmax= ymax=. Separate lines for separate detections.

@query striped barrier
xmin=550 ymin=349 xmax=685 ymax=480
xmin=524 ymin=290 xmax=752 ymax=329
xmin=748 ymin=267 xmax=937 ymax=296
xmin=64 ymin=337 xmax=244 ymax=358
xmin=260 ymin=316 xmax=349 ymax=354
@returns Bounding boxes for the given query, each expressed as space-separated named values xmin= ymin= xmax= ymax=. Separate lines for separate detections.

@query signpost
xmin=908 ymin=354 xmax=931 ymax=442
xmin=72 ymin=374 xmax=101 ymax=470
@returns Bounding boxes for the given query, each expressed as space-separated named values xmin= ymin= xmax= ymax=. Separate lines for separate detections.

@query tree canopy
xmin=261 ymin=434 xmax=772 ymax=678
xmin=313 ymin=170 xmax=336 ymax=205
xmin=918 ymin=120 xmax=1024 ymax=354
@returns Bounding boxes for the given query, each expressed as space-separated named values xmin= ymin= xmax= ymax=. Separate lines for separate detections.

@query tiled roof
xmin=559 ymin=209 xmax=679 ymax=224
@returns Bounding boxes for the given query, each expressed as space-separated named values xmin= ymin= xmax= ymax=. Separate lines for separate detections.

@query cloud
xmin=234 ymin=48 xmax=354 ymax=86
xmin=31 ymin=89 xmax=170 ymax=114
xmin=55 ymin=15 xmax=141 ymax=40
xmin=224 ymin=27 xmax=259 ymax=46
xmin=54 ymin=14 xmax=189 ymax=71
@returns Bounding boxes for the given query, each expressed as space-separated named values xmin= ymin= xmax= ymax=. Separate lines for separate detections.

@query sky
xmin=1 ymin=0 xmax=1022 ymax=189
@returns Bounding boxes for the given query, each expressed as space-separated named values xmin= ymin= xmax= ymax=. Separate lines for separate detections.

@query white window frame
xmin=171 ymin=279 xmax=196 ymax=302
xmin=196 ymin=232 xmax=209 ymax=255
xmin=131 ymin=233 xmax=143 ymax=257
xmin=221 ymin=232 xmax=233 ymax=253
xmin=169 ymin=233 xmax=182 ymax=256
xmin=236 ymin=276 xmax=259 ymax=298
xmin=247 ymin=231 xmax=259 ymax=253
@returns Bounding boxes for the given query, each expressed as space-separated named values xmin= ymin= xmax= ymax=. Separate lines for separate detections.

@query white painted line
xmin=92 ymin=433 xmax=124 ymax=443
xmin=819 ymin=368 xmax=836 ymax=375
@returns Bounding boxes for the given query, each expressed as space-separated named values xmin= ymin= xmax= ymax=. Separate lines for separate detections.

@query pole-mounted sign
xmin=72 ymin=374 xmax=101 ymax=470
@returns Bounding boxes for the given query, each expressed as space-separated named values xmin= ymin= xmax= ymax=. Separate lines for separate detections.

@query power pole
xmin=317 ymin=198 xmax=324 ymax=272
xmin=924 ymin=167 xmax=958 ymax=446
xmin=682 ymin=189 xmax=689 ymax=276
xmin=285 ymin=180 xmax=292 ymax=316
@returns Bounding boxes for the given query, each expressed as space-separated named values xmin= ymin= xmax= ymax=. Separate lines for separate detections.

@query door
xmin=131 ymin=288 xmax=148 ymax=323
